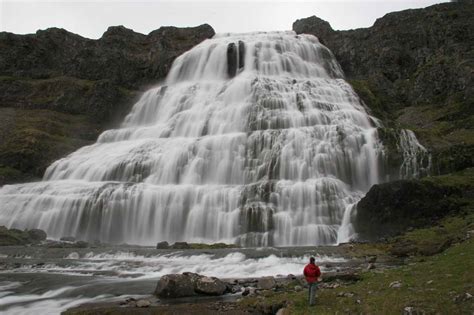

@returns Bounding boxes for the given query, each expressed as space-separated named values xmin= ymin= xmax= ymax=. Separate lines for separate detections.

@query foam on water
xmin=3 ymin=251 xmax=344 ymax=280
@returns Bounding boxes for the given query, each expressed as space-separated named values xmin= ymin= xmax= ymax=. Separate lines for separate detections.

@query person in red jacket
xmin=303 ymin=257 xmax=322 ymax=306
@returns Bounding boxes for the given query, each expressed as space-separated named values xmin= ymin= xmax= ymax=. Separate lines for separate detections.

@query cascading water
xmin=0 ymin=31 xmax=396 ymax=246
xmin=399 ymin=129 xmax=431 ymax=179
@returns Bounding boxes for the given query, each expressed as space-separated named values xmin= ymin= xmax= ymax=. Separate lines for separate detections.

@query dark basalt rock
xmin=354 ymin=179 xmax=467 ymax=240
xmin=27 ymin=229 xmax=47 ymax=241
xmin=156 ymin=241 xmax=170 ymax=249
xmin=171 ymin=241 xmax=191 ymax=249
xmin=238 ymin=40 xmax=245 ymax=69
xmin=227 ymin=42 xmax=238 ymax=78
xmin=155 ymin=274 xmax=197 ymax=298
xmin=155 ymin=273 xmax=227 ymax=298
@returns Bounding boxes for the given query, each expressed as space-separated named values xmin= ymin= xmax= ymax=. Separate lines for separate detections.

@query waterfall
xmin=0 ymin=31 xmax=402 ymax=246
xmin=399 ymin=129 xmax=431 ymax=179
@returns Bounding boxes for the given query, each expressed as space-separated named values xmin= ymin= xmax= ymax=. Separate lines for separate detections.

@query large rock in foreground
xmin=155 ymin=272 xmax=227 ymax=298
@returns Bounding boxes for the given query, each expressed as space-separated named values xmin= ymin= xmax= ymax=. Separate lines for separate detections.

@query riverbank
xmin=60 ymin=234 xmax=473 ymax=314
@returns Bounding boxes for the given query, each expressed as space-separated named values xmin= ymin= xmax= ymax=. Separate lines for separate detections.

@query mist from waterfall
xmin=0 ymin=31 xmax=423 ymax=246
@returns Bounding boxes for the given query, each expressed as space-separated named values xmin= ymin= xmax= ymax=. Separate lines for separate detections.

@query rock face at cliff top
xmin=293 ymin=1 xmax=473 ymax=175
xmin=0 ymin=24 xmax=215 ymax=185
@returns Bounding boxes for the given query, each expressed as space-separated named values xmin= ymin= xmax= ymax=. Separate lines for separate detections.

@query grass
xmin=242 ymin=239 xmax=474 ymax=314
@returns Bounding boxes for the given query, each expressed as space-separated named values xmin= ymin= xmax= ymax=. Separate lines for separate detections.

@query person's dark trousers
xmin=308 ymin=282 xmax=318 ymax=305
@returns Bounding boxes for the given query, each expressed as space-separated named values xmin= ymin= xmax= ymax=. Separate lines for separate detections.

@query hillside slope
xmin=0 ymin=24 xmax=215 ymax=185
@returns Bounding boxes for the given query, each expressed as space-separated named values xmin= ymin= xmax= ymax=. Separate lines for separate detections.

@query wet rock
xmin=257 ymin=276 xmax=276 ymax=290
xmin=0 ymin=226 xmax=46 ymax=246
xmin=195 ymin=276 xmax=227 ymax=296
xmin=389 ymin=281 xmax=402 ymax=288
xmin=156 ymin=241 xmax=169 ymax=249
xmin=227 ymin=43 xmax=238 ymax=78
xmin=60 ymin=236 xmax=76 ymax=242
xmin=155 ymin=273 xmax=229 ymax=298
xmin=171 ymin=242 xmax=190 ymax=249
xmin=155 ymin=274 xmax=197 ymax=298
xmin=74 ymin=241 xmax=89 ymax=248
xmin=238 ymin=40 xmax=245 ymax=69
xmin=136 ymin=299 xmax=151 ymax=308
xmin=27 ymin=229 xmax=47 ymax=241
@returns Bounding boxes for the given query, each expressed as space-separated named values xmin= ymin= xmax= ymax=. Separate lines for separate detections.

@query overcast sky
xmin=1 ymin=0 xmax=448 ymax=39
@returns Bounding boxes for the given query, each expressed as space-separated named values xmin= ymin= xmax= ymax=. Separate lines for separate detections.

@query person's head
xmin=309 ymin=257 xmax=315 ymax=264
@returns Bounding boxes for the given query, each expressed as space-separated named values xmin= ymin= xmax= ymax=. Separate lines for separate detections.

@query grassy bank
xmin=242 ymin=238 xmax=473 ymax=314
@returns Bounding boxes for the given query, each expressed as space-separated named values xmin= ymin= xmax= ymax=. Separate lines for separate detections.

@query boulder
xmin=156 ymin=241 xmax=169 ymax=249
xmin=354 ymin=179 xmax=466 ymax=240
xmin=26 ymin=229 xmax=47 ymax=241
xmin=171 ymin=242 xmax=191 ymax=249
xmin=257 ymin=276 xmax=276 ymax=290
xmin=74 ymin=241 xmax=89 ymax=248
xmin=155 ymin=273 xmax=228 ymax=298
xmin=195 ymin=276 xmax=227 ymax=295
xmin=155 ymin=274 xmax=197 ymax=298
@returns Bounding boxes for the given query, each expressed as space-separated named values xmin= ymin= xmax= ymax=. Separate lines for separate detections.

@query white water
xmin=0 ymin=250 xmax=344 ymax=314
xmin=1 ymin=251 xmax=344 ymax=280
xmin=0 ymin=31 xmax=418 ymax=246
xmin=399 ymin=129 xmax=431 ymax=179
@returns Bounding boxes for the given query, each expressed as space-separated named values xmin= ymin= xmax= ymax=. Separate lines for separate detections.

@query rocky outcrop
xmin=293 ymin=2 xmax=473 ymax=174
xmin=0 ymin=24 xmax=215 ymax=185
xmin=0 ymin=24 xmax=215 ymax=89
xmin=0 ymin=226 xmax=47 ymax=246
xmin=155 ymin=272 xmax=227 ymax=298
xmin=354 ymin=168 xmax=473 ymax=240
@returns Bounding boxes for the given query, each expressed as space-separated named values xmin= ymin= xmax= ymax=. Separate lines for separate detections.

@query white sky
xmin=1 ymin=0 xmax=448 ymax=39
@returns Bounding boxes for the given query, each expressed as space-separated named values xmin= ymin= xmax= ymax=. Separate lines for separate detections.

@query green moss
xmin=349 ymin=79 xmax=388 ymax=120
xmin=0 ymin=108 xmax=100 ymax=178
xmin=422 ymin=167 xmax=474 ymax=188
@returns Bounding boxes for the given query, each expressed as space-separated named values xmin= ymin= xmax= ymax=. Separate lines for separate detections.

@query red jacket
xmin=303 ymin=263 xmax=321 ymax=283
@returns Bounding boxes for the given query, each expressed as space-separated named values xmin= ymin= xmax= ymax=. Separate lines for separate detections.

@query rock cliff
xmin=0 ymin=24 xmax=215 ymax=185
xmin=293 ymin=1 xmax=473 ymax=175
